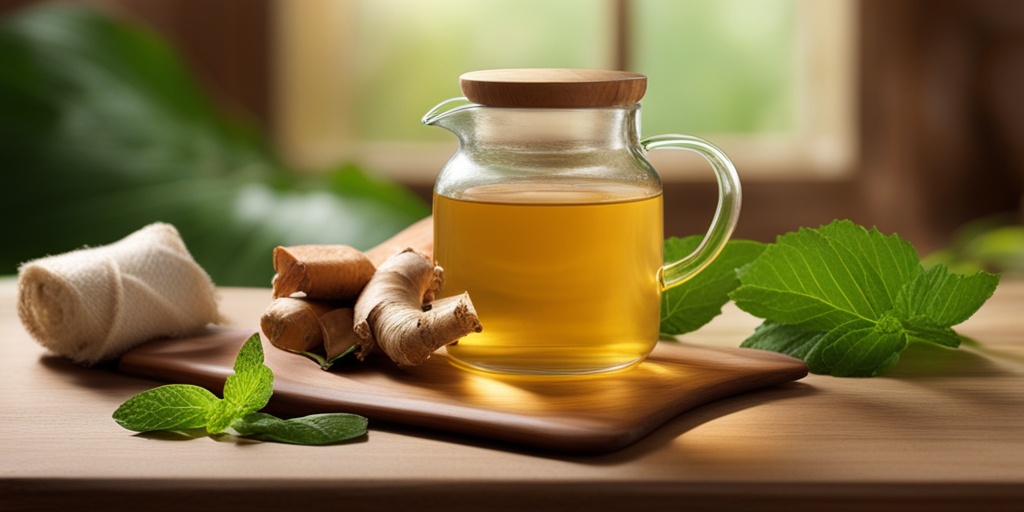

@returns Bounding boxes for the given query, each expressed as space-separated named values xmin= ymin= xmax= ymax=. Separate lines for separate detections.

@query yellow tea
xmin=433 ymin=183 xmax=663 ymax=375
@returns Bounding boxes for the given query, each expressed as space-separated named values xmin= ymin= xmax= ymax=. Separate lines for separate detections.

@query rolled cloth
xmin=17 ymin=223 xmax=221 ymax=365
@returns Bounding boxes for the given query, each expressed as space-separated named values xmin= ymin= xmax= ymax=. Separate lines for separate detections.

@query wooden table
xmin=2 ymin=278 xmax=1023 ymax=511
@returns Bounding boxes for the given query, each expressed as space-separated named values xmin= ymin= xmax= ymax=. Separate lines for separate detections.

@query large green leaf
xmin=731 ymin=220 xmax=922 ymax=331
xmin=733 ymin=220 xmax=1000 ymax=377
xmin=0 ymin=4 xmax=429 ymax=286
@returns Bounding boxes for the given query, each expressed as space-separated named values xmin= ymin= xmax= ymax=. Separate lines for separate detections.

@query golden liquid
xmin=433 ymin=183 xmax=663 ymax=375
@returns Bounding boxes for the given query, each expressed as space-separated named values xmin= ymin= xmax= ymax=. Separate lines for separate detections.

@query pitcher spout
xmin=421 ymin=97 xmax=479 ymax=135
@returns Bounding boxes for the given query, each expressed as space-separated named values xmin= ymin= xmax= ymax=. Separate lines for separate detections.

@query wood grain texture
xmin=460 ymin=69 xmax=647 ymax=108
xmin=3 ymin=280 xmax=1024 ymax=512
xmin=117 ymin=328 xmax=807 ymax=454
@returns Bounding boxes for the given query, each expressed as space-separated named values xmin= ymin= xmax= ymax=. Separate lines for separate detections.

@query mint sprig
xmin=113 ymin=334 xmax=367 ymax=445
xmin=206 ymin=333 xmax=275 ymax=433
xmin=730 ymin=220 xmax=1000 ymax=377
xmin=658 ymin=220 xmax=1001 ymax=377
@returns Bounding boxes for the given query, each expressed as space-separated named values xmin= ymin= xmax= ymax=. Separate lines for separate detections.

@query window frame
xmin=272 ymin=0 xmax=858 ymax=185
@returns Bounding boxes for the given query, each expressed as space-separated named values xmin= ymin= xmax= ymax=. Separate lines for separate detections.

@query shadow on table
xmin=38 ymin=353 xmax=148 ymax=390
xmin=366 ymin=379 xmax=818 ymax=462
xmin=884 ymin=339 xmax=1020 ymax=379
xmin=575 ymin=380 xmax=819 ymax=464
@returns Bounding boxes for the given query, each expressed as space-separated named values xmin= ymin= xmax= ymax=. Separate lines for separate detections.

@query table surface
xmin=3 ymin=278 xmax=1024 ymax=512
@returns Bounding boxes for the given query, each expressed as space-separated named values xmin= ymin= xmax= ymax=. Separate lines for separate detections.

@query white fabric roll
xmin=17 ymin=223 xmax=221 ymax=365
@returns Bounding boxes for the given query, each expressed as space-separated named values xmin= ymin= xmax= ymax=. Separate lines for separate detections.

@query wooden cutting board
xmin=118 ymin=327 xmax=806 ymax=454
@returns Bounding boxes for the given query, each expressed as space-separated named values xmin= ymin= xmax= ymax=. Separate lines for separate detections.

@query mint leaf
xmin=114 ymin=333 xmax=370 ymax=444
xmin=113 ymin=384 xmax=218 ymax=432
xmin=114 ymin=331 xmax=370 ymax=444
xmin=205 ymin=401 xmax=246 ymax=434
xmin=223 ymin=333 xmax=274 ymax=414
xmin=740 ymin=319 xmax=903 ymax=377
xmin=740 ymin=321 xmax=827 ymax=361
xmin=232 ymin=412 xmax=368 ymax=445
xmin=732 ymin=220 xmax=1000 ymax=377
xmin=660 ymin=237 xmax=765 ymax=335
xmin=203 ymin=333 xmax=275 ymax=434
xmin=895 ymin=265 xmax=997 ymax=349
xmin=807 ymin=316 xmax=907 ymax=377
xmin=894 ymin=264 xmax=1001 ymax=328
xmin=731 ymin=220 xmax=922 ymax=332
xmin=817 ymin=220 xmax=923 ymax=307
xmin=903 ymin=321 xmax=962 ymax=348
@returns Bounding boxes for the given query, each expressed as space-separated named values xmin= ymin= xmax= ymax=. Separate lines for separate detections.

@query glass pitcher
xmin=423 ymin=69 xmax=741 ymax=376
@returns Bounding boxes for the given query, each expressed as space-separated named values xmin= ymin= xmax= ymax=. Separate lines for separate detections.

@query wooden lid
xmin=459 ymin=68 xmax=647 ymax=108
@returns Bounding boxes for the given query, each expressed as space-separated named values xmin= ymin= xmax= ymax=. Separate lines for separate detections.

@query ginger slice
xmin=260 ymin=297 xmax=337 ymax=353
xmin=272 ymin=245 xmax=375 ymax=300
xmin=320 ymin=307 xmax=360 ymax=361
xmin=353 ymin=248 xmax=482 ymax=366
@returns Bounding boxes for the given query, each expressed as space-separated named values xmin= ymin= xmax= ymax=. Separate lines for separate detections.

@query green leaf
xmin=740 ymin=321 xmax=827 ymax=361
xmin=808 ymin=316 xmax=907 ymax=377
xmin=0 ymin=4 xmax=428 ymax=285
xmin=222 ymin=334 xmax=274 ymax=416
xmin=232 ymin=412 xmax=368 ymax=445
xmin=206 ymin=334 xmax=274 ymax=434
xmin=660 ymin=237 xmax=765 ymax=335
xmin=817 ymin=220 xmax=923 ymax=307
xmin=113 ymin=333 xmax=368 ymax=445
xmin=903 ymin=321 xmax=962 ymax=348
xmin=731 ymin=220 xmax=922 ymax=332
xmin=731 ymin=220 xmax=1001 ymax=377
xmin=232 ymin=333 xmax=273 ymax=381
xmin=893 ymin=264 xmax=1000 ymax=328
xmin=113 ymin=384 xmax=218 ymax=432
xmin=114 ymin=336 xmax=275 ymax=435
xmin=740 ymin=319 xmax=899 ymax=376
xmin=205 ymin=401 xmax=246 ymax=435
xmin=290 ymin=345 xmax=358 ymax=371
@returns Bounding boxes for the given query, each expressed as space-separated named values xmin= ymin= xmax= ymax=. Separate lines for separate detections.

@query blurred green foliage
xmin=0 ymin=4 xmax=429 ymax=286
xmin=924 ymin=216 xmax=1024 ymax=277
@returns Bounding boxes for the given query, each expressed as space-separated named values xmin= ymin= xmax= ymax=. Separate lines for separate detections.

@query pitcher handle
xmin=642 ymin=134 xmax=742 ymax=291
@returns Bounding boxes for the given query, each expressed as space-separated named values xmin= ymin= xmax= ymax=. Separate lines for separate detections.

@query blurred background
xmin=1 ymin=0 xmax=1022 ymax=286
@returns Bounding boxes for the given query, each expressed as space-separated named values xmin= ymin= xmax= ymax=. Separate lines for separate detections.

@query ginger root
xmin=320 ymin=307 xmax=360 ymax=361
xmin=262 ymin=219 xmax=481 ymax=369
xmin=260 ymin=297 xmax=360 ymax=369
xmin=353 ymin=249 xmax=482 ymax=366
xmin=260 ymin=297 xmax=336 ymax=353
xmin=272 ymin=244 xmax=375 ymax=300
